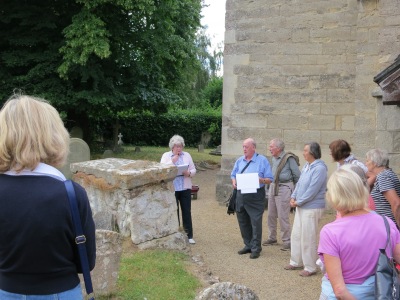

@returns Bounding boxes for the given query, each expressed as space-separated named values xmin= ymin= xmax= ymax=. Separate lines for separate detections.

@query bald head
xmin=243 ymin=138 xmax=256 ymax=159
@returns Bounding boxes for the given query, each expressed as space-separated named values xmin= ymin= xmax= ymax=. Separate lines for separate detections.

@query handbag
xmin=226 ymin=189 xmax=237 ymax=215
xmin=65 ymin=180 xmax=95 ymax=300
xmin=226 ymin=160 xmax=253 ymax=215
xmin=375 ymin=215 xmax=400 ymax=300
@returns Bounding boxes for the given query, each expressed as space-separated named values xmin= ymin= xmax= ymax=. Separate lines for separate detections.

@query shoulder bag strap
xmin=65 ymin=180 xmax=95 ymax=300
xmin=382 ymin=215 xmax=392 ymax=257
xmin=240 ymin=160 xmax=252 ymax=174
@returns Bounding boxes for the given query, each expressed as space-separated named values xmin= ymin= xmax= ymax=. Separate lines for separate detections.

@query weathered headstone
xmin=117 ymin=132 xmax=123 ymax=145
xmin=198 ymin=144 xmax=204 ymax=152
xmin=200 ymin=132 xmax=211 ymax=147
xmin=58 ymin=138 xmax=90 ymax=179
xmin=70 ymin=126 xmax=83 ymax=139
xmin=102 ymin=150 xmax=114 ymax=158
xmin=209 ymin=145 xmax=222 ymax=156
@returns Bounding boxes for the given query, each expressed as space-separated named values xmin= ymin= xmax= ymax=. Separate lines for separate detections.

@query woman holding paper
xmin=160 ymin=135 xmax=197 ymax=244
xmin=284 ymin=142 xmax=327 ymax=277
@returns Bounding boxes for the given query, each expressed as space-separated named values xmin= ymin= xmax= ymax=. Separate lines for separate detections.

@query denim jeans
xmin=0 ymin=284 xmax=82 ymax=300
xmin=319 ymin=275 xmax=375 ymax=300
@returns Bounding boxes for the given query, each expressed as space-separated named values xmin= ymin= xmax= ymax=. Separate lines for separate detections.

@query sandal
xmin=299 ymin=270 xmax=317 ymax=277
xmin=284 ymin=264 xmax=303 ymax=270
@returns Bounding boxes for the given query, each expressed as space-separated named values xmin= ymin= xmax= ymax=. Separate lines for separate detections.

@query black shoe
xmin=250 ymin=252 xmax=260 ymax=259
xmin=238 ymin=248 xmax=252 ymax=255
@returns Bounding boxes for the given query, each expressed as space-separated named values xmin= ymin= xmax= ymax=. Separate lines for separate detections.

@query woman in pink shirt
xmin=318 ymin=168 xmax=400 ymax=299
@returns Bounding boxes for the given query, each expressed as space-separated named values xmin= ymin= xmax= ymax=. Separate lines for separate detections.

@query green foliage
xmin=115 ymin=250 xmax=200 ymax=300
xmin=95 ymin=109 xmax=221 ymax=147
xmin=0 ymin=0 xmax=204 ymax=142
xmin=201 ymin=77 xmax=223 ymax=108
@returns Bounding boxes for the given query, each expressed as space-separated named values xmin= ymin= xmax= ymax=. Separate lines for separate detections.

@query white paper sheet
xmin=177 ymin=164 xmax=189 ymax=176
xmin=236 ymin=173 xmax=259 ymax=194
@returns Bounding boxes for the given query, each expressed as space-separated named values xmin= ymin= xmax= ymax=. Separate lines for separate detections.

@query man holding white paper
xmin=231 ymin=138 xmax=273 ymax=259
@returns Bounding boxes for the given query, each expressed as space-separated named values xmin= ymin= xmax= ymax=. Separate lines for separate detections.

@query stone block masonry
xmin=217 ymin=0 xmax=400 ymax=202
xmin=71 ymin=158 xmax=187 ymax=250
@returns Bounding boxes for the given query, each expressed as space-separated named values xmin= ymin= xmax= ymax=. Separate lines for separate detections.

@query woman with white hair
xmin=318 ymin=168 xmax=400 ymax=299
xmin=161 ymin=135 xmax=197 ymax=244
xmin=366 ymin=148 xmax=400 ymax=227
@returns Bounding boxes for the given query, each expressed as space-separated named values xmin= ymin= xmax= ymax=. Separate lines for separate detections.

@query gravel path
xmin=189 ymin=167 xmax=335 ymax=299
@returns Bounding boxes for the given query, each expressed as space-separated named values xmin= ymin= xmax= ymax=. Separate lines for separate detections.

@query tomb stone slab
xmin=58 ymin=138 xmax=90 ymax=179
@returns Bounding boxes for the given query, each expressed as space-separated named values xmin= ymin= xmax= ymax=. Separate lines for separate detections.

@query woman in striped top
xmin=366 ymin=148 xmax=400 ymax=227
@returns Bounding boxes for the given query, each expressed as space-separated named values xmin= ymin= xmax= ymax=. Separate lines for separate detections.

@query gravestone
xmin=200 ymin=132 xmax=211 ymax=147
xmin=113 ymin=133 xmax=124 ymax=153
xmin=102 ymin=150 xmax=114 ymax=158
xmin=198 ymin=144 xmax=204 ymax=152
xmin=70 ymin=126 xmax=83 ymax=139
xmin=58 ymin=138 xmax=90 ymax=179
xmin=209 ymin=145 xmax=222 ymax=156
xmin=117 ymin=132 xmax=123 ymax=145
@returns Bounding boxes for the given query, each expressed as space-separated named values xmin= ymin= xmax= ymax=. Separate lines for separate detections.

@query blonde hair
xmin=0 ymin=94 xmax=70 ymax=172
xmin=327 ymin=168 xmax=369 ymax=213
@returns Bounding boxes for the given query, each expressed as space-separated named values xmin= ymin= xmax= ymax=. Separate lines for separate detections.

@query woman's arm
xmin=383 ymin=189 xmax=400 ymax=226
xmin=324 ymin=254 xmax=356 ymax=300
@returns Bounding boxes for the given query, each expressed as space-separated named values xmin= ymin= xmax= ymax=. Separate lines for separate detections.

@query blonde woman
xmin=318 ymin=168 xmax=400 ymax=299
xmin=0 ymin=94 xmax=96 ymax=299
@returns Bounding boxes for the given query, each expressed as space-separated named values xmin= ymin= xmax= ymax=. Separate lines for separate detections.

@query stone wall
xmin=71 ymin=158 xmax=187 ymax=250
xmin=217 ymin=0 xmax=400 ymax=202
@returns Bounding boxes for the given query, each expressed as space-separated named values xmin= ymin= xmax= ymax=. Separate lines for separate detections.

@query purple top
xmin=318 ymin=212 xmax=400 ymax=284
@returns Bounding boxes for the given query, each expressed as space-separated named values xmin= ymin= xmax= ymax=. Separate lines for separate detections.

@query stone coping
xmin=71 ymin=158 xmax=177 ymax=189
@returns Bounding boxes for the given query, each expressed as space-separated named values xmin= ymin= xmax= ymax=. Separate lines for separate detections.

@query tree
xmin=202 ymin=77 xmax=223 ymax=108
xmin=0 ymin=0 xmax=203 ymax=143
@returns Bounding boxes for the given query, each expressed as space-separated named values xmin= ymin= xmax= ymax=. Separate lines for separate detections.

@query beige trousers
xmin=289 ymin=207 xmax=324 ymax=272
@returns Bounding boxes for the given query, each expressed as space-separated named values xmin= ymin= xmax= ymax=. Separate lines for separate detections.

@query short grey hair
xmin=244 ymin=137 xmax=257 ymax=148
xmin=341 ymin=164 xmax=368 ymax=188
xmin=366 ymin=148 xmax=389 ymax=168
xmin=270 ymin=138 xmax=285 ymax=150
xmin=305 ymin=142 xmax=321 ymax=159
xmin=169 ymin=134 xmax=185 ymax=150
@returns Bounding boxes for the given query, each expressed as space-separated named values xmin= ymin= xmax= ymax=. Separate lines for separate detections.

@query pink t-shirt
xmin=318 ymin=212 xmax=400 ymax=284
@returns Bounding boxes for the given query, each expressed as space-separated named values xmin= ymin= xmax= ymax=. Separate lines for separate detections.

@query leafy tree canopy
xmin=0 ymin=0 xmax=203 ymax=140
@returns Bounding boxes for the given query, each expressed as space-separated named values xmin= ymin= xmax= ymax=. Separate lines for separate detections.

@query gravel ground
xmin=189 ymin=167 xmax=335 ymax=300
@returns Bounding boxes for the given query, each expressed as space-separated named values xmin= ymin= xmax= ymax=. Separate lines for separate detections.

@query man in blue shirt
xmin=231 ymin=138 xmax=273 ymax=259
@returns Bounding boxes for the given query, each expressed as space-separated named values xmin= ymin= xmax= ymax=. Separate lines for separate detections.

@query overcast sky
xmin=201 ymin=0 xmax=226 ymax=51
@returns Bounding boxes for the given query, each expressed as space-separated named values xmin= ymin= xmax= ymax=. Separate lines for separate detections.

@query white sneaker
xmin=188 ymin=238 xmax=196 ymax=244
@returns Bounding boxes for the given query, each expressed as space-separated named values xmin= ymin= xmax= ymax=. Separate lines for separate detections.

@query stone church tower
xmin=216 ymin=0 xmax=400 ymax=202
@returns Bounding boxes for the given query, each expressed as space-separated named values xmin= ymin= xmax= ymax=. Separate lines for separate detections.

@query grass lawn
xmin=92 ymin=145 xmax=221 ymax=165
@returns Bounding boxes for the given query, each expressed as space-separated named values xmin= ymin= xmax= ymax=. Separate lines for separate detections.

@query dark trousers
xmin=236 ymin=188 xmax=265 ymax=253
xmin=175 ymin=189 xmax=193 ymax=239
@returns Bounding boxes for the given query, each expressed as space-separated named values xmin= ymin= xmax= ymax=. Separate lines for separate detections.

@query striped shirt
xmin=371 ymin=169 xmax=400 ymax=225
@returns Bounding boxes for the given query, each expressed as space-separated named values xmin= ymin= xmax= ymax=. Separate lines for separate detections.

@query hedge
xmin=98 ymin=110 xmax=221 ymax=147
